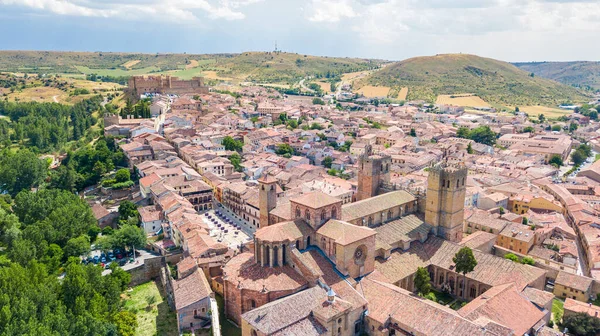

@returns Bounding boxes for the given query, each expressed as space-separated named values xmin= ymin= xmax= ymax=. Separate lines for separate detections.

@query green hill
xmin=360 ymin=54 xmax=590 ymax=106
xmin=0 ymin=50 xmax=382 ymax=85
xmin=513 ymin=61 xmax=600 ymax=91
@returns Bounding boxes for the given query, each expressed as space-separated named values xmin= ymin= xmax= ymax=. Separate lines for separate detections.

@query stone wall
xmin=128 ymin=255 xmax=165 ymax=286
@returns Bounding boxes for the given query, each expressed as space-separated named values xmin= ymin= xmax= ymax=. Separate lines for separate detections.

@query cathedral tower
xmin=258 ymin=175 xmax=278 ymax=228
xmin=425 ymin=162 xmax=467 ymax=242
xmin=357 ymin=144 xmax=391 ymax=201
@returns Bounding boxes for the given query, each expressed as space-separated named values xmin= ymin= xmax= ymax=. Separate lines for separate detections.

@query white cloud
xmin=307 ymin=0 xmax=357 ymax=23
xmin=0 ymin=0 xmax=262 ymax=21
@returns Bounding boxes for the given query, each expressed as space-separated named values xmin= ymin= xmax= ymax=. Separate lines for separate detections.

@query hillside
xmin=359 ymin=54 xmax=590 ymax=106
xmin=0 ymin=51 xmax=382 ymax=85
xmin=513 ymin=61 xmax=600 ymax=90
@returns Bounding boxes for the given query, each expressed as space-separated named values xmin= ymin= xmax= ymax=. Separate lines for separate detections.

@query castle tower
xmin=258 ymin=175 xmax=278 ymax=228
xmin=357 ymin=144 xmax=391 ymax=201
xmin=425 ymin=162 xmax=467 ymax=243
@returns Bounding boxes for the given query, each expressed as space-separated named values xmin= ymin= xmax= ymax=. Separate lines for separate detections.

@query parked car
xmin=100 ymin=257 xmax=106 ymax=263
xmin=119 ymin=259 xmax=127 ymax=266
xmin=93 ymin=256 xmax=100 ymax=264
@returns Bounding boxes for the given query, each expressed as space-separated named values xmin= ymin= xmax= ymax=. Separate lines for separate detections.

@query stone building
xmin=127 ymin=75 xmax=209 ymax=98
xmin=356 ymin=144 xmax=391 ymax=201
xmin=425 ymin=161 xmax=468 ymax=242
xmin=258 ymin=175 xmax=278 ymax=228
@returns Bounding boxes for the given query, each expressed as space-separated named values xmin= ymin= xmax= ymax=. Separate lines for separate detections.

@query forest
xmin=0 ymin=96 xmax=103 ymax=153
xmin=0 ymin=96 xmax=146 ymax=335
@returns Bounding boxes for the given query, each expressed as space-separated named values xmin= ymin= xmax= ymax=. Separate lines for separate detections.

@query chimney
xmin=327 ymin=288 xmax=336 ymax=303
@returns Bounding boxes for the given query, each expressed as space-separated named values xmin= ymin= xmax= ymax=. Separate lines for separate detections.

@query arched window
xmin=305 ymin=209 xmax=310 ymax=220
xmin=296 ymin=207 xmax=301 ymax=218
xmin=332 ymin=208 xmax=337 ymax=219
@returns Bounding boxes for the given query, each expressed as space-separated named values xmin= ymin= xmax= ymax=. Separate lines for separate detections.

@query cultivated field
xmin=341 ymin=70 xmax=370 ymax=83
xmin=315 ymin=81 xmax=331 ymax=93
xmin=397 ymin=87 xmax=408 ymax=100
xmin=517 ymin=106 xmax=571 ymax=118
xmin=357 ymin=85 xmax=390 ymax=97
xmin=436 ymin=94 xmax=491 ymax=107
xmin=201 ymin=70 xmax=237 ymax=81
xmin=74 ymin=65 xmax=161 ymax=77
xmin=6 ymin=87 xmax=67 ymax=103
xmin=186 ymin=59 xmax=199 ymax=69
xmin=122 ymin=60 xmax=141 ymax=69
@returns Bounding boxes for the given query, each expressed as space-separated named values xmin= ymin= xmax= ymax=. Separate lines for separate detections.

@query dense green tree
xmin=562 ymin=312 xmax=600 ymax=336
xmin=551 ymin=125 xmax=562 ymax=132
xmin=286 ymin=119 xmax=298 ymax=129
xmin=112 ymin=311 xmax=137 ymax=336
xmin=522 ymin=126 xmax=535 ymax=133
xmin=118 ymin=200 xmax=138 ymax=221
xmin=409 ymin=128 xmax=417 ymax=137
xmin=468 ymin=126 xmax=497 ymax=146
xmin=520 ymin=256 xmax=535 ymax=265
xmin=322 ymin=156 xmax=333 ymax=168
xmin=111 ymin=224 xmax=147 ymax=251
xmin=570 ymin=122 xmax=578 ymax=132
xmin=115 ymin=168 xmax=131 ymax=183
xmin=538 ymin=114 xmax=545 ymax=123
xmin=63 ymin=235 xmax=91 ymax=259
xmin=572 ymin=150 xmax=586 ymax=166
xmin=466 ymin=142 xmax=473 ymax=154
xmin=229 ymin=152 xmax=243 ymax=172
xmin=0 ymin=149 xmax=47 ymax=196
xmin=456 ymin=127 xmax=470 ymax=139
xmin=413 ymin=266 xmax=432 ymax=295
xmin=49 ymin=165 xmax=78 ymax=192
xmin=453 ymin=247 xmax=477 ymax=299
xmin=504 ymin=253 xmax=520 ymax=262
xmin=222 ymin=136 xmax=243 ymax=152
xmin=549 ymin=154 xmax=563 ymax=167
xmin=275 ymin=143 xmax=295 ymax=156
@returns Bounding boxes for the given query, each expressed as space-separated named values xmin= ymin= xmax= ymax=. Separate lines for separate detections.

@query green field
xmin=74 ymin=65 xmax=161 ymax=76
xmin=122 ymin=281 xmax=179 ymax=336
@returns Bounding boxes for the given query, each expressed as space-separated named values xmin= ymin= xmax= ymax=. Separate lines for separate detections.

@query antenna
xmin=274 ymin=40 xmax=278 ymax=52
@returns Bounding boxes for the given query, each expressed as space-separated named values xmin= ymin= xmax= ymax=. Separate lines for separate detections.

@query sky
xmin=0 ymin=0 xmax=599 ymax=62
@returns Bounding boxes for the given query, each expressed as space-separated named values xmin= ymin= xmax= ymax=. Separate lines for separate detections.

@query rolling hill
xmin=359 ymin=54 xmax=590 ymax=106
xmin=513 ymin=61 xmax=600 ymax=91
xmin=0 ymin=50 xmax=382 ymax=85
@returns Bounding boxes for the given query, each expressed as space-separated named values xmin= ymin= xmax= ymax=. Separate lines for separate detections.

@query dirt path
xmin=186 ymin=59 xmax=199 ymax=69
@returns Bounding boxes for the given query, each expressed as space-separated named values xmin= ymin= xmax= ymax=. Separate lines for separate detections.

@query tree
xmin=453 ymin=247 xmax=477 ymax=299
xmin=286 ymin=119 xmax=298 ymax=129
xmin=466 ymin=142 xmax=473 ymax=154
xmin=112 ymin=224 xmax=146 ymax=250
xmin=572 ymin=150 xmax=586 ymax=166
xmin=310 ymin=122 xmax=324 ymax=130
xmin=522 ymin=217 xmax=528 ymax=225
xmin=50 ymin=165 xmax=78 ymax=192
xmin=414 ymin=266 xmax=432 ymax=295
xmin=456 ymin=127 xmax=470 ymax=139
xmin=229 ymin=152 xmax=243 ymax=172
xmin=0 ymin=149 xmax=47 ymax=196
xmin=112 ymin=311 xmax=137 ymax=336
xmin=562 ymin=312 xmax=600 ymax=336
xmin=551 ymin=125 xmax=562 ymax=132
xmin=523 ymin=126 xmax=534 ymax=133
xmin=468 ymin=126 xmax=497 ymax=146
xmin=118 ymin=200 xmax=138 ymax=221
xmin=114 ymin=168 xmax=130 ymax=183
xmin=538 ymin=114 xmax=545 ymax=123
xmin=515 ymin=106 xmax=520 ymax=112
xmin=499 ymin=206 xmax=505 ymax=215
xmin=275 ymin=143 xmax=294 ymax=156
xmin=312 ymin=97 xmax=325 ymax=105
xmin=409 ymin=128 xmax=417 ymax=137
xmin=549 ymin=154 xmax=563 ymax=167
xmin=504 ymin=253 xmax=520 ymax=262
xmin=570 ymin=122 xmax=578 ymax=132
xmin=322 ymin=156 xmax=333 ymax=168
xmin=63 ymin=235 xmax=91 ymax=259
xmin=222 ymin=136 xmax=243 ymax=152
xmin=520 ymin=256 xmax=535 ymax=265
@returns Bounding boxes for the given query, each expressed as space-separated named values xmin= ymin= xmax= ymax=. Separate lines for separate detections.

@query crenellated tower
xmin=356 ymin=144 xmax=391 ymax=201
xmin=425 ymin=161 xmax=467 ymax=243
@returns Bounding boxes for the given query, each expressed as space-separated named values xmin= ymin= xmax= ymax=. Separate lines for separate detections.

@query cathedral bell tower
xmin=425 ymin=162 xmax=467 ymax=243
xmin=357 ymin=144 xmax=391 ymax=201
xmin=258 ymin=175 xmax=278 ymax=228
